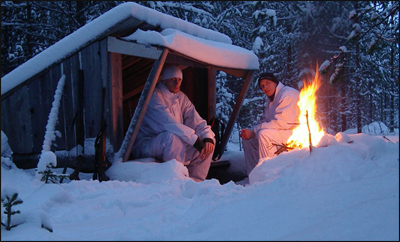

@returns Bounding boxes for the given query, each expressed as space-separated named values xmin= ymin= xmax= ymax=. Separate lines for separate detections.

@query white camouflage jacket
xmin=253 ymin=82 xmax=300 ymax=134
xmin=136 ymin=82 xmax=215 ymax=146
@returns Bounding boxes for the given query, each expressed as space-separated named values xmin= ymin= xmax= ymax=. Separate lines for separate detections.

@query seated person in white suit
xmin=240 ymin=72 xmax=300 ymax=175
xmin=132 ymin=65 xmax=215 ymax=182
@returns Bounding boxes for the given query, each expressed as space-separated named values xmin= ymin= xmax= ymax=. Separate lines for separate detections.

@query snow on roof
xmin=127 ymin=3 xmax=232 ymax=44
xmin=1 ymin=2 xmax=258 ymax=96
xmin=122 ymin=28 xmax=259 ymax=70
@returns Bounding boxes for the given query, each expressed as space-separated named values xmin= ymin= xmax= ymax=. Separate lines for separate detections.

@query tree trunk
xmin=380 ymin=93 xmax=385 ymax=124
xmin=354 ymin=2 xmax=362 ymax=134
xmin=368 ymin=79 xmax=373 ymax=123
xmin=76 ymin=1 xmax=87 ymax=28
xmin=340 ymin=83 xmax=347 ymax=132
xmin=389 ymin=43 xmax=395 ymax=133
xmin=26 ymin=2 xmax=32 ymax=58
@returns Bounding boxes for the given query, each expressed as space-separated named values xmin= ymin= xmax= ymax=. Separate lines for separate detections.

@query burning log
xmin=286 ymin=65 xmax=324 ymax=151
xmin=306 ymin=110 xmax=312 ymax=153
xmin=273 ymin=143 xmax=295 ymax=155
xmin=275 ymin=110 xmax=313 ymax=155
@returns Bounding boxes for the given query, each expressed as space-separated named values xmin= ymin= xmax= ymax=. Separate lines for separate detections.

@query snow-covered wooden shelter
xmin=1 ymin=2 xmax=259 ymax=171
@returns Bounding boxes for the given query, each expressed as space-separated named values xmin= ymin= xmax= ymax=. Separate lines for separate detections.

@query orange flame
xmin=287 ymin=66 xmax=325 ymax=149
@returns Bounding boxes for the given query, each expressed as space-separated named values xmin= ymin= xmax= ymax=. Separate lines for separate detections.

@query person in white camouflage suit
xmin=240 ymin=72 xmax=300 ymax=176
xmin=132 ymin=65 xmax=215 ymax=182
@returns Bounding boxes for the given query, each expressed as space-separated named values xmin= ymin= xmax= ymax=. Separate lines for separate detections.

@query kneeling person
xmin=132 ymin=65 xmax=215 ymax=182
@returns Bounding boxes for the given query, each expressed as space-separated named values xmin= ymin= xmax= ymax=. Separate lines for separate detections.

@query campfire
xmin=275 ymin=66 xmax=325 ymax=154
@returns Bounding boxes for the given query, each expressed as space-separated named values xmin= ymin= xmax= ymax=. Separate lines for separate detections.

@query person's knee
xmin=152 ymin=132 xmax=186 ymax=163
xmin=256 ymin=129 xmax=276 ymax=151
xmin=257 ymin=129 xmax=274 ymax=141
xmin=159 ymin=132 xmax=183 ymax=146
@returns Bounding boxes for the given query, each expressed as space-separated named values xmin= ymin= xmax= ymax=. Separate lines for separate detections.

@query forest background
xmin=1 ymin=1 xmax=399 ymax=146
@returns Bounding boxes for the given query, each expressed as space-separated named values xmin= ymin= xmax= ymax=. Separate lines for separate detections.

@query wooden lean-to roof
xmin=1 ymin=2 xmax=258 ymax=100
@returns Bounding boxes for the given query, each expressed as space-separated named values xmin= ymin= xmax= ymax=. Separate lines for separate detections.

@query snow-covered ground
xmin=1 ymin=123 xmax=399 ymax=241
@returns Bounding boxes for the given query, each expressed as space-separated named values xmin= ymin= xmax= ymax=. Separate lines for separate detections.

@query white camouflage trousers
xmin=132 ymin=132 xmax=213 ymax=182
xmin=242 ymin=129 xmax=292 ymax=175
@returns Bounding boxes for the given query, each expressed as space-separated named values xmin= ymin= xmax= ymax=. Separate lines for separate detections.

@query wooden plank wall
xmin=31 ymin=66 xmax=63 ymax=152
xmin=1 ymin=86 xmax=33 ymax=153
xmin=99 ymin=38 xmax=113 ymax=155
xmin=81 ymin=40 xmax=103 ymax=138
xmin=61 ymin=52 xmax=81 ymax=152
xmin=181 ymin=67 xmax=209 ymax=122
xmin=1 ymin=39 xmax=111 ymax=156
xmin=110 ymin=52 xmax=124 ymax=153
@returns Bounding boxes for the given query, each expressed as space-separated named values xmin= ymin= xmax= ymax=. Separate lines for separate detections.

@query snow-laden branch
xmin=41 ymin=74 xmax=66 ymax=153
xmin=156 ymin=1 xmax=214 ymax=18
xmin=37 ymin=74 xmax=66 ymax=174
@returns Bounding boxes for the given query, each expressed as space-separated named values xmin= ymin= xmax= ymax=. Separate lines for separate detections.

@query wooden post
xmin=207 ymin=67 xmax=216 ymax=123
xmin=70 ymin=69 xmax=85 ymax=180
xmin=116 ymin=48 xmax=169 ymax=163
xmin=215 ymin=70 xmax=254 ymax=160
xmin=110 ymin=52 xmax=123 ymax=153
xmin=94 ymin=87 xmax=109 ymax=182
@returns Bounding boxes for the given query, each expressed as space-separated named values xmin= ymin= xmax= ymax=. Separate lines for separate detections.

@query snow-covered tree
xmin=2 ymin=1 xmax=398 ymax=136
xmin=319 ymin=1 xmax=399 ymax=133
xmin=1 ymin=186 xmax=23 ymax=230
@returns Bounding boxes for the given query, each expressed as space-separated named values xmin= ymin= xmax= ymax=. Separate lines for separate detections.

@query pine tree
xmin=1 ymin=192 xmax=23 ymax=230
xmin=2 ymin=1 xmax=398 ymax=134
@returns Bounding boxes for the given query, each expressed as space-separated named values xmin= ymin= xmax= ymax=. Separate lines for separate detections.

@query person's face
xmin=162 ymin=77 xmax=182 ymax=93
xmin=259 ymin=79 xmax=277 ymax=96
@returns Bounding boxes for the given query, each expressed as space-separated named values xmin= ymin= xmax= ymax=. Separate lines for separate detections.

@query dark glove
xmin=193 ymin=137 xmax=205 ymax=152
xmin=202 ymin=138 xmax=214 ymax=145
xmin=193 ymin=137 xmax=214 ymax=152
